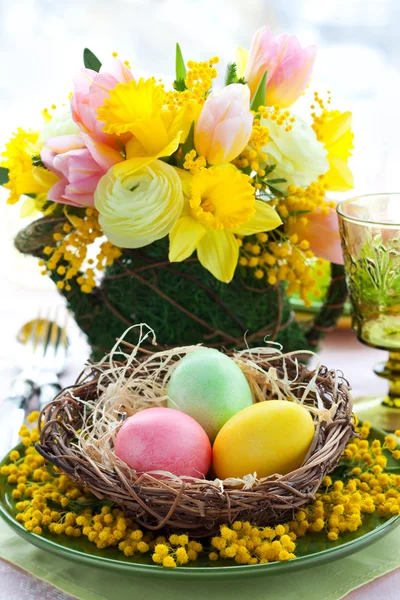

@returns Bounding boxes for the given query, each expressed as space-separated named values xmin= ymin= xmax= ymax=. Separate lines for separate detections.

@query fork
xmin=0 ymin=310 xmax=69 ymax=458
xmin=36 ymin=310 xmax=69 ymax=411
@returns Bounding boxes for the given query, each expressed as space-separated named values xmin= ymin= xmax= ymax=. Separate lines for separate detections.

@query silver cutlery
xmin=0 ymin=310 xmax=69 ymax=458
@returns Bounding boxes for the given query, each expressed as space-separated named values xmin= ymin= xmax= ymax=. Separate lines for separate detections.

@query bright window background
xmin=0 ymin=0 xmax=399 ymax=288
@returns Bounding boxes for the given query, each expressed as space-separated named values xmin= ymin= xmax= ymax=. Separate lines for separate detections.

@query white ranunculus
xmin=261 ymin=115 xmax=329 ymax=191
xmin=95 ymin=159 xmax=184 ymax=249
xmin=37 ymin=107 xmax=80 ymax=143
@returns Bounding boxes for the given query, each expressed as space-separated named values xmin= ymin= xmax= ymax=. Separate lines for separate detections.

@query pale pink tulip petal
xmin=245 ymin=27 xmax=279 ymax=95
xmin=42 ymin=133 xmax=110 ymax=207
xmin=71 ymin=59 xmax=133 ymax=147
xmin=211 ymin=114 xmax=253 ymax=164
xmin=47 ymin=177 xmax=82 ymax=206
xmin=66 ymin=173 xmax=100 ymax=194
xmin=267 ymin=45 xmax=316 ymax=108
xmin=64 ymin=175 xmax=100 ymax=206
xmin=43 ymin=135 xmax=84 ymax=154
xmin=72 ymin=68 xmax=97 ymax=101
xmin=101 ymin=58 xmax=134 ymax=85
xmin=297 ymin=206 xmax=344 ymax=265
xmin=194 ymin=84 xmax=253 ymax=165
xmin=81 ymin=133 xmax=123 ymax=171
xmin=275 ymin=32 xmax=301 ymax=61
xmin=244 ymin=26 xmax=316 ymax=107
xmin=41 ymin=146 xmax=62 ymax=176
xmin=89 ymin=73 xmax=120 ymax=109
xmin=194 ymin=107 xmax=215 ymax=159
xmin=41 ymin=135 xmax=85 ymax=175
xmin=53 ymin=149 xmax=103 ymax=182
xmin=64 ymin=190 xmax=96 ymax=207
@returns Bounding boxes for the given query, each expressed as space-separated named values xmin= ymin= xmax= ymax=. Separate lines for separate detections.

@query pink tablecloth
xmin=0 ymin=277 xmax=398 ymax=598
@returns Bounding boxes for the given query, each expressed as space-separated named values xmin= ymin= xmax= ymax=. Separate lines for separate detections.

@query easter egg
xmin=114 ymin=407 xmax=212 ymax=478
xmin=167 ymin=348 xmax=253 ymax=441
xmin=212 ymin=400 xmax=315 ymax=480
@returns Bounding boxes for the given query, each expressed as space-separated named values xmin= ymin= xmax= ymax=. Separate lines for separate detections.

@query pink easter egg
xmin=114 ymin=407 xmax=212 ymax=478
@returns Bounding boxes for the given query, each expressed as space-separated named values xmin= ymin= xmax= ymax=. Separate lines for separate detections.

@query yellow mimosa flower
xmin=2 ymin=129 xmax=58 ymax=205
xmin=313 ymin=110 xmax=354 ymax=191
xmin=169 ymin=165 xmax=282 ymax=283
xmin=97 ymin=78 xmax=199 ymax=158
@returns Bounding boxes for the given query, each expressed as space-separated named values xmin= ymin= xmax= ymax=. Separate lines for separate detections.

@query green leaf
xmin=0 ymin=167 xmax=9 ymax=185
xmin=267 ymin=178 xmax=286 ymax=184
xmin=225 ymin=62 xmax=238 ymax=86
xmin=264 ymin=164 xmax=276 ymax=176
xmin=173 ymin=78 xmax=187 ymax=92
xmin=288 ymin=209 xmax=311 ymax=217
xmin=32 ymin=154 xmax=47 ymax=169
xmin=180 ymin=121 xmax=195 ymax=162
xmin=267 ymin=183 xmax=287 ymax=198
xmin=83 ymin=48 xmax=102 ymax=72
xmin=250 ymin=70 xmax=268 ymax=111
xmin=175 ymin=43 xmax=186 ymax=81
xmin=237 ymin=76 xmax=247 ymax=85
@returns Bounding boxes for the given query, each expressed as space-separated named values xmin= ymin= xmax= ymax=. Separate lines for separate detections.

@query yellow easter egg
xmin=212 ymin=400 xmax=315 ymax=480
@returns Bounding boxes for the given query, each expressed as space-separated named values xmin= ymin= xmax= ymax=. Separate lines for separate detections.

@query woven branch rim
xmin=37 ymin=326 xmax=355 ymax=537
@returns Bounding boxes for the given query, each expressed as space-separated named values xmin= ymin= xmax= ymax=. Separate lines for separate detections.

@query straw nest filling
xmin=37 ymin=325 xmax=355 ymax=537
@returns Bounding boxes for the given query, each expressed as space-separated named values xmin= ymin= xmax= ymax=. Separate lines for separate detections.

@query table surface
xmin=1 ymin=275 xmax=399 ymax=599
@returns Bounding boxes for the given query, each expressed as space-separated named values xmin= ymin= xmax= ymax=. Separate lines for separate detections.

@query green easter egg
xmin=167 ymin=348 xmax=253 ymax=441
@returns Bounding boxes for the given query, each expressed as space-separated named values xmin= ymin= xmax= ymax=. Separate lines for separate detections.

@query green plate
xmin=0 ymin=426 xmax=399 ymax=581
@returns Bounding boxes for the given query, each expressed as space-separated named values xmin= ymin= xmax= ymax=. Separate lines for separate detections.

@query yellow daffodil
xmin=313 ymin=110 xmax=354 ymax=191
xmin=97 ymin=78 xmax=200 ymax=159
xmin=169 ymin=165 xmax=282 ymax=282
xmin=2 ymin=128 xmax=58 ymax=206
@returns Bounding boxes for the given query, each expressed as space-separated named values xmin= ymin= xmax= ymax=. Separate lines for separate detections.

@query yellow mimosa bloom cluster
xmin=2 ymin=416 xmax=399 ymax=568
xmin=233 ymin=110 xmax=270 ymax=173
xmin=152 ymin=536 xmax=203 ymax=567
xmin=209 ymin=522 xmax=296 ymax=564
xmin=164 ymin=56 xmax=219 ymax=109
xmin=183 ymin=150 xmax=207 ymax=175
xmin=239 ymin=180 xmax=335 ymax=303
xmin=289 ymin=422 xmax=400 ymax=542
xmin=233 ymin=105 xmax=292 ymax=176
xmin=239 ymin=232 xmax=315 ymax=303
xmin=40 ymin=208 xmax=121 ymax=293
xmin=185 ymin=57 xmax=219 ymax=102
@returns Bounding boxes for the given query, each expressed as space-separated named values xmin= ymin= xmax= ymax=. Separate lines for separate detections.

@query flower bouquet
xmin=1 ymin=26 xmax=353 ymax=357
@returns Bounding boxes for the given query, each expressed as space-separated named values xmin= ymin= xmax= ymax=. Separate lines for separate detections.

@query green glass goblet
xmin=337 ymin=193 xmax=400 ymax=431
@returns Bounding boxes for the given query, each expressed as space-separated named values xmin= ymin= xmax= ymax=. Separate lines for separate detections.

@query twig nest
xmin=37 ymin=325 xmax=355 ymax=537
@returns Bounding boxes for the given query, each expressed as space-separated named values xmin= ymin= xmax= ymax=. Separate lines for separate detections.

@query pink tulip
xmin=71 ymin=58 xmax=134 ymax=147
xmin=245 ymin=27 xmax=316 ymax=108
xmin=194 ymin=84 xmax=253 ymax=165
xmin=41 ymin=133 xmax=122 ymax=206
xmin=296 ymin=204 xmax=344 ymax=265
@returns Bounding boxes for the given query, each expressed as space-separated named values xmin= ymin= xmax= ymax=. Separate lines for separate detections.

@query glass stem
xmin=375 ymin=352 xmax=400 ymax=408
